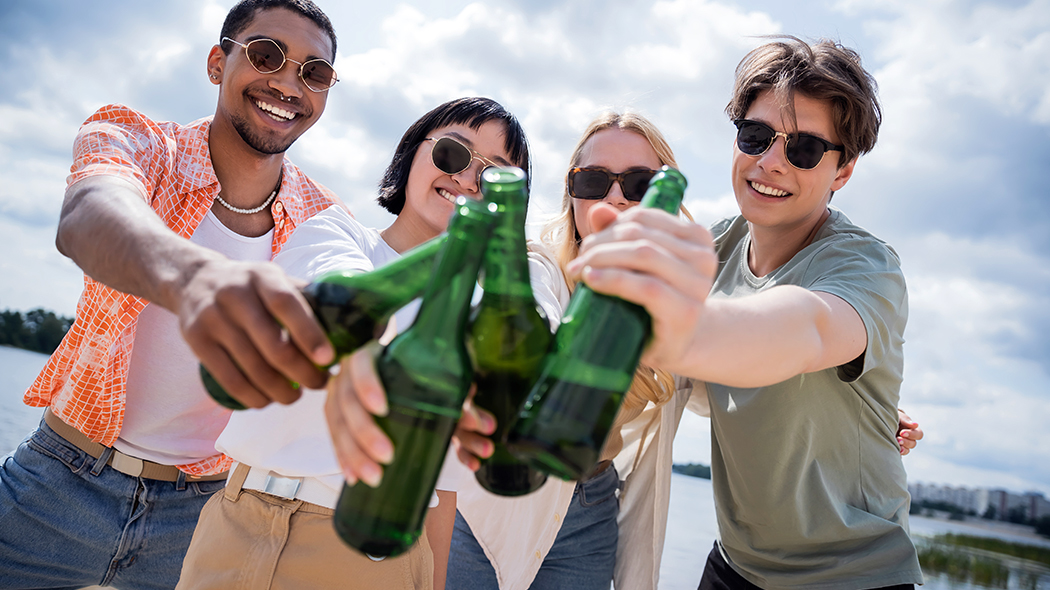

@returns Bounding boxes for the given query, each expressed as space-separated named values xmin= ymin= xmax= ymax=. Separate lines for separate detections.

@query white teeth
xmin=255 ymin=100 xmax=295 ymax=122
xmin=437 ymin=188 xmax=457 ymax=203
xmin=751 ymin=181 xmax=789 ymax=197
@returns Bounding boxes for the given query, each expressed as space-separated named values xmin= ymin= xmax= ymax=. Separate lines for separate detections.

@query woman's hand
xmin=897 ymin=409 xmax=924 ymax=456
xmin=325 ymin=344 xmax=496 ymax=486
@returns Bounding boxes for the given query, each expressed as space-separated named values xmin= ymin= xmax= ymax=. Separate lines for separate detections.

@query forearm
xmin=668 ymin=286 xmax=855 ymax=387
xmin=57 ymin=176 xmax=223 ymax=312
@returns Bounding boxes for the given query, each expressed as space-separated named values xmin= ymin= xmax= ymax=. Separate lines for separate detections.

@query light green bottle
xmin=505 ymin=166 xmax=687 ymax=480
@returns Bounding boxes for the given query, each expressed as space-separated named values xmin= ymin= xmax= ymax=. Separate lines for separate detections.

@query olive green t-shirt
xmin=705 ymin=209 xmax=923 ymax=589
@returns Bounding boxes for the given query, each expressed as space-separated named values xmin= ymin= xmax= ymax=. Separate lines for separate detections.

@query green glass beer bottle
xmin=201 ymin=235 xmax=446 ymax=410
xmin=505 ymin=166 xmax=687 ymax=481
xmin=467 ymin=167 xmax=551 ymax=496
xmin=334 ymin=196 xmax=497 ymax=557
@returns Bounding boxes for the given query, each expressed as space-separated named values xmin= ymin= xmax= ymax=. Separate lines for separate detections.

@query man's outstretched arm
xmin=566 ymin=204 xmax=865 ymax=388
xmin=58 ymin=175 xmax=334 ymax=407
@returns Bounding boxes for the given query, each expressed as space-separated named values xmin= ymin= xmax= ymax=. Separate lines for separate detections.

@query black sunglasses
xmin=733 ymin=119 xmax=844 ymax=170
xmin=426 ymin=136 xmax=499 ymax=186
xmin=223 ymin=37 xmax=338 ymax=92
xmin=567 ymin=167 xmax=657 ymax=202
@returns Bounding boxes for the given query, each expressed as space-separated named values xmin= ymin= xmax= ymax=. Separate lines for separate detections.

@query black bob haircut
xmin=377 ymin=97 xmax=531 ymax=215
xmin=219 ymin=0 xmax=337 ymax=60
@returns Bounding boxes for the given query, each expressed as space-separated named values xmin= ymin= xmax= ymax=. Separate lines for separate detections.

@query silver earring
xmin=210 ymin=74 xmax=218 ymax=80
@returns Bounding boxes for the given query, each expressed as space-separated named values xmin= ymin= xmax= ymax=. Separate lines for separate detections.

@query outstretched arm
xmin=58 ymin=176 xmax=333 ymax=408
xmin=567 ymin=204 xmax=865 ymax=388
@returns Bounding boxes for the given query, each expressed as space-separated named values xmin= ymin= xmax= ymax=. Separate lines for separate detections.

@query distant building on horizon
xmin=909 ymin=482 xmax=1050 ymax=523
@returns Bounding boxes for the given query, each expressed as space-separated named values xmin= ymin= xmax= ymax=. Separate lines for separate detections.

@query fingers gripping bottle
xmin=334 ymin=196 xmax=497 ymax=557
xmin=200 ymin=235 xmax=445 ymax=410
xmin=467 ymin=167 xmax=551 ymax=496
xmin=505 ymin=166 xmax=687 ymax=481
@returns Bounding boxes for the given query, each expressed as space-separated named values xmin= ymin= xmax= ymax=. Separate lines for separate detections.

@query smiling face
xmin=210 ymin=7 xmax=333 ymax=155
xmin=572 ymin=128 xmax=663 ymax=239
xmin=731 ymin=89 xmax=856 ymax=236
xmin=402 ymin=120 xmax=514 ymax=239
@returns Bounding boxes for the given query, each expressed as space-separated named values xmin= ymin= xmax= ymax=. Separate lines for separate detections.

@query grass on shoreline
xmin=931 ymin=533 xmax=1050 ymax=567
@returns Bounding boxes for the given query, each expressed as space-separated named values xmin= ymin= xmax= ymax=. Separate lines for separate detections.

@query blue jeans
xmin=446 ymin=463 xmax=619 ymax=590
xmin=0 ymin=417 xmax=226 ymax=590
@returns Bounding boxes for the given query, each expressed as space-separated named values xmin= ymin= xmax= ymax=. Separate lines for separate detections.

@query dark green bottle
xmin=467 ymin=167 xmax=551 ymax=496
xmin=505 ymin=166 xmax=687 ymax=481
xmin=200 ymin=235 xmax=446 ymax=410
xmin=334 ymin=196 xmax=496 ymax=557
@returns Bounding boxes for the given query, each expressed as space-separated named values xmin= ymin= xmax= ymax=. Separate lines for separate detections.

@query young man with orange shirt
xmin=0 ymin=1 xmax=343 ymax=587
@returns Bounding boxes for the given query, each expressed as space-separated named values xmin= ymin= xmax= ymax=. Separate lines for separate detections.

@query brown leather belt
xmin=44 ymin=409 xmax=228 ymax=482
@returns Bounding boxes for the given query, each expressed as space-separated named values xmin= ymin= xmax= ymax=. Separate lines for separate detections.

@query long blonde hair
xmin=540 ymin=111 xmax=688 ymax=406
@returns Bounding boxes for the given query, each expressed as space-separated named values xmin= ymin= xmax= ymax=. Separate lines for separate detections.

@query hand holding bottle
xmin=201 ymin=235 xmax=446 ymax=410
xmin=565 ymin=201 xmax=718 ymax=374
xmin=187 ymin=260 xmax=335 ymax=409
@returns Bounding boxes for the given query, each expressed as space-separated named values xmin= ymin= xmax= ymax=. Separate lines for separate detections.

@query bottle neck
xmin=639 ymin=167 xmax=686 ymax=214
xmin=317 ymin=234 xmax=445 ymax=316
xmin=411 ymin=227 xmax=489 ymax=342
xmin=481 ymin=193 xmax=534 ymax=299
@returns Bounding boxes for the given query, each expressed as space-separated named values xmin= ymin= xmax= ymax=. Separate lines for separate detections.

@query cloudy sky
xmin=2 ymin=0 xmax=1049 ymax=497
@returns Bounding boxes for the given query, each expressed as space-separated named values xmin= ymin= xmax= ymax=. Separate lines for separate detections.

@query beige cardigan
xmin=613 ymin=377 xmax=709 ymax=590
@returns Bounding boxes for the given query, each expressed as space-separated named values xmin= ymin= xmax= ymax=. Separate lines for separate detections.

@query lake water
xmin=2 ymin=346 xmax=1048 ymax=589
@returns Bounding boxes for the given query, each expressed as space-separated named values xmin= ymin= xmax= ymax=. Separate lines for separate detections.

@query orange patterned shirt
xmin=24 ymin=104 xmax=343 ymax=476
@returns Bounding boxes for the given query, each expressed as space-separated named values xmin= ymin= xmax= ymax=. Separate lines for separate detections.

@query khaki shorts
xmin=177 ymin=467 xmax=434 ymax=590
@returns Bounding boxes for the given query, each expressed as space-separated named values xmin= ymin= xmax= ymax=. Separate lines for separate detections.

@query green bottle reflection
xmin=334 ymin=197 xmax=497 ymax=557
xmin=200 ymin=235 xmax=446 ymax=410
xmin=467 ymin=167 xmax=551 ymax=496
xmin=505 ymin=166 xmax=687 ymax=481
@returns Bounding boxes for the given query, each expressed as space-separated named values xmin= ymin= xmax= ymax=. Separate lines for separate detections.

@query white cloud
xmin=0 ymin=215 xmax=82 ymax=314
xmin=867 ymin=0 xmax=1050 ymax=126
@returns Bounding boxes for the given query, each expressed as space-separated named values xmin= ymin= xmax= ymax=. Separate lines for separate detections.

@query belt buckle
xmin=110 ymin=452 xmax=145 ymax=477
xmin=263 ymin=472 xmax=303 ymax=499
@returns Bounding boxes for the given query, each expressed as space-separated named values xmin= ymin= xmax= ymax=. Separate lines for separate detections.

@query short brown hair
xmin=726 ymin=36 xmax=881 ymax=167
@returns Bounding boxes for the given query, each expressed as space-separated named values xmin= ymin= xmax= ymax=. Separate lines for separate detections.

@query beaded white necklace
xmin=214 ymin=181 xmax=280 ymax=215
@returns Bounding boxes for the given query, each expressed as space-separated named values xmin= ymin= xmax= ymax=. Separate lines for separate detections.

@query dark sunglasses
xmin=426 ymin=136 xmax=499 ymax=186
xmin=733 ymin=119 xmax=844 ymax=170
xmin=567 ymin=167 xmax=657 ymax=202
xmin=223 ymin=37 xmax=339 ymax=92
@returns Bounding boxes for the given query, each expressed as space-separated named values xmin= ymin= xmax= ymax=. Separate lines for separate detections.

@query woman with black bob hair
xmin=377 ymin=97 xmax=531 ymax=215
xmin=360 ymin=96 xmax=530 ymax=255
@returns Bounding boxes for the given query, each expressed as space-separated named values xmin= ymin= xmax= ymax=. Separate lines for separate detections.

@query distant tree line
xmin=909 ymin=499 xmax=977 ymax=520
xmin=0 ymin=308 xmax=74 ymax=354
xmin=672 ymin=463 xmax=711 ymax=479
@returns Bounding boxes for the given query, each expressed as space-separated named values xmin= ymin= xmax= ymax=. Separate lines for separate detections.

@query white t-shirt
xmin=216 ymin=205 xmax=406 ymax=505
xmin=115 ymin=210 xmax=272 ymax=465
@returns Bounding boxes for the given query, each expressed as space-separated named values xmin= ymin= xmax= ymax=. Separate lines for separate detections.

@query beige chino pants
xmin=177 ymin=466 xmax=434 ymax=590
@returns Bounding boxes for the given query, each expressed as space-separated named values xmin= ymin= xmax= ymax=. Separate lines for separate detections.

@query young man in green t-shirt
xmin=571 ymin=37 xmax=923 ymax=589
